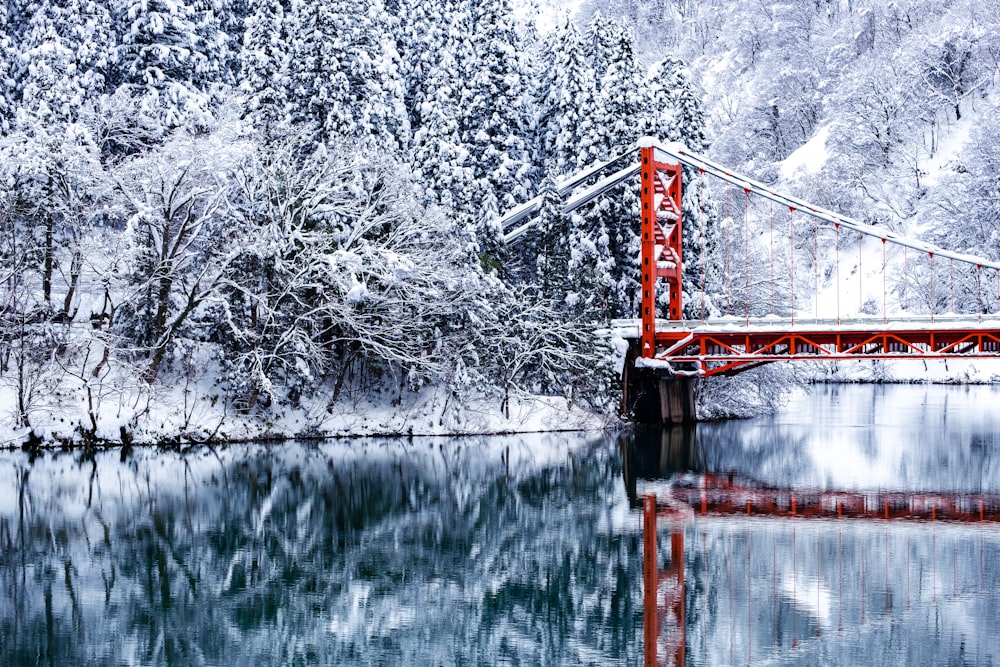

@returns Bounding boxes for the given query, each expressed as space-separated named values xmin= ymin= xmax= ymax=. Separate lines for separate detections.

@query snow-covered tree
xmin=239 ymin=0 xmax=287 ymax=142
xmin=110 ymin=0 xmax=228 ymax=134
xmin=920 ymin=28 xmax=985 ymax=122
xmin=934 ymin=111 xmax=1000 ymax=307
xmin=14 ymin=0 xmax=113 ymax=128
xmin=533 ymin=17 xmax=598 ymax=178
xmin=220 ymin=137 xmax=488 ymax=408
xmin=529 ymin=175 xmax=572 ymax=303
xmin=0 ymin=5 xmax=16 ymax=133
xmin=461 ymin=0 xmax=533 ymax=267
xmin=397 ymin=0 xmax=455 ymax=133
xmin=285 ymin=0 xmax=405 ymax=147
xmin=111 ymin=128 xmax=247 ymax=383
xmin=398 ymin=0 xmax=475 ymax=215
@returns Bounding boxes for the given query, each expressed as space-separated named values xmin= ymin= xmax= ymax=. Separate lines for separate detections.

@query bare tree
xmin=221 ymin=137 xmax=487 ymax=408
xmin=111 ymin=127 xmax=249 ymax=383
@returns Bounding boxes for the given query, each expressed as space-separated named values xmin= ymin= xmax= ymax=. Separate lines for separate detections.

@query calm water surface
xmin=2 ymin=384 xmax=1000 ymax=666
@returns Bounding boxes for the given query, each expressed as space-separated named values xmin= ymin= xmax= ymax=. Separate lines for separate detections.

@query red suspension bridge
xmin=499 ymin=139 xmax=1000 ymax=379
xmin=499 ymin=138 xmax=1000 ymax=422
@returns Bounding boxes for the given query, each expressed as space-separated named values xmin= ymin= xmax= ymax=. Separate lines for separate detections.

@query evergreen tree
xmin=582 ymin=10 xmax=618 ymax=81
xmin=531 ymin=175 xmax=572 ymax=304
xmin=0 ymin=5 xmax=15 ymax=133
xmin=397 ymin=0 xmax=452 ymax=135
xmin=285 ymin=0 xmax=405 ymax=147
xmin=642 ymin=57 xmax=709 ymax=152
xmin=239 ymin=0 xmax=287 ymax=141
xmin=587 ymin=20 xmax=645 ymax=318
xmin=461 ymin=0 xmax=533 ymax=269
xmin=398 ymin=0 xmax=476 ymax=217
xmin=408 ymin=50 xmax=474 ymax=215
xmin=15 ymin=0 xmax=113 ymax=127
xmin=565 ymin=210 xmax=614 ymax=321
xmin=534 ymin=17 xmax=597 ymax=178
xmin=111 ymin=0 xmax=227 ymax=134
xmin=591 ymin=21 xmax=643 ymax=160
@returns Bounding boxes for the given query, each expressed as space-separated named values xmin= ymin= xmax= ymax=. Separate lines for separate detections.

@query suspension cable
xmin=789 ymin=207 xmax=796 ymax=325
xmin=949 ymin=257 xmax=955 ymax=314
xmin=814 ymin=219 xmax=819 ymax=319
xmin=650 ymin=140 xmax=1000 ymax=271
xmin=700 ymin=171 xmax=707 ymax=324
xmin=745 ymin=188 xmax=751 ymax=325
xmin=977 ymin=264 xmax=982 ymax=323
xmin=903 ymin=247 xmax=909 ymax=311
xmin=725 ymin=186 xmax=732 ymax=316
xmin=769 ymin=200 xmax=775 ymax=315
xmin=929 ymin=252 xmax=935 ymax=323
xmin=858 ymin=231 xmax=863 ymax=315
xmin=881 ymin=238 xmax=887 ymax=325
xmin=835 ymin=223 xmax=841 ymax=325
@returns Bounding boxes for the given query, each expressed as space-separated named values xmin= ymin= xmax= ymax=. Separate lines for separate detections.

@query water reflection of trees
xmin=0 ymin=435 xmax=646 ymax=666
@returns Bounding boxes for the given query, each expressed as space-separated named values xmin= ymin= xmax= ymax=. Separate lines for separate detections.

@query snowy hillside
xmin=1 ymin=0 xmax=997 ymax=446
xmin=576 ymin=0 xmax=1000 ymax=311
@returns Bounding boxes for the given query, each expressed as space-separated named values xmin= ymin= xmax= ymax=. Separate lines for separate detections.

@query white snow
xmin=780 ymin=124 xmax=831 ymax=179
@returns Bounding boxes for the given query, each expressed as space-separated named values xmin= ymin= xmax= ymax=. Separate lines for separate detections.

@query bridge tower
xmin=628 ymin=141 xmax=697 ymax=425
xmin=639 ymin=140 xmax=685 ymax=358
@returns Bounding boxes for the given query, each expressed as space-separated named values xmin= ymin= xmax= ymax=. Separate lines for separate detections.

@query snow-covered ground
xmin=0 ymin=375 xmax=607 ymax=447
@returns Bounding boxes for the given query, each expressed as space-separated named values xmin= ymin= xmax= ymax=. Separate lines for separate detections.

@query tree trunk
xmin=43 ymin=213 xmax=53 ymax=304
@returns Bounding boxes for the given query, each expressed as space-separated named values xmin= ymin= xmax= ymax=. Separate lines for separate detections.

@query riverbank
xmin=0 ymin=379 xmax=608 ymax=450
xmin=8 ymin=356 xmax=1000 ymax=449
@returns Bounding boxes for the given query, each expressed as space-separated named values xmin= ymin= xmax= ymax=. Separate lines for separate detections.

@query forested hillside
xmin=582 ymin=0 xmax=1000 ymax=307
xmin=4 ymin=0 xmax=996 ymax=444
xmin=0 ymin=0 xmax=713 ymax=444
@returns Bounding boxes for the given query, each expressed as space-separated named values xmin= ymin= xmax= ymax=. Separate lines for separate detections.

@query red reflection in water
xmin=643 ymin=496 xmax=685 ymax=667
xmin=642 ymin=477 xmax=1000 ymax=667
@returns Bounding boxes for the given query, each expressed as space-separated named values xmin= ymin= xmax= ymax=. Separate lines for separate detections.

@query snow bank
xmin=0 ymin=376 xmax=607 ymax=448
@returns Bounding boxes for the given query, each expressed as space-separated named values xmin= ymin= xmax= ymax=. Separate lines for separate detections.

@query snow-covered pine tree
xmin=533 ymin=17 xmax=597 ymax=179
xmin=214 ymin=0 xmax=249 ymax=61
xmin=328 ymin=0 xmax=405 ymax=146
xmin=284 ymin=1 xmax=343 ymax=139
xmin=0 ymin=5 xmax=15 ymax=133
xmin=590 ymin=20 xmax=643 ymax=165
xmin=531 ymin=175 xmax=573 ymax=304
xmin=110 ymin=0 xmax=227 ymax=135
xmin=397 ymin=0 xmax=450 ymax=135
xmin=239 ymin=0 xmax=287 ymax=142
xmin=398 ymin=0 xmax=476 ymax=218
xmin=584 ymin=18 xmax=645 ymax=318
xmin=582 ymin=9 xmax=618 ymax=82
xmin=15 ymin=0 xmax=113 ymax=128
xmin=408 ymin=52 xmax=474 ymax=215
xmin=643 ymin=57 xmax=709 ymax=153
xmin=460 ymin=0 xmax=533 ymax=271
xmin=285 ymin=0 xmax=405 ymax=148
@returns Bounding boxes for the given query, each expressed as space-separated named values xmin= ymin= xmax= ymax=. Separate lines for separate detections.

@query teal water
xmin=2 ymin=384 xmax=999 ymax=666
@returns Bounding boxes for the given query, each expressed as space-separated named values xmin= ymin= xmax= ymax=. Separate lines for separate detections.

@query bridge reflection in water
xmin=625 ymin=426 xmax=1000 ymax=667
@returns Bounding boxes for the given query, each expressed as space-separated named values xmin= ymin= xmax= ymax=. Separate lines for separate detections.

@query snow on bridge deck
xmin=611 ymin=315 xmax=1000 ymax=376
xmin=613 ymin=314 xmax=1000 ymax=334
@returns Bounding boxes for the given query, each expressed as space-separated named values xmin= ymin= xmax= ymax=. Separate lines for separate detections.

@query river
xmin=1 ymin=384 xmax=999 ymax=665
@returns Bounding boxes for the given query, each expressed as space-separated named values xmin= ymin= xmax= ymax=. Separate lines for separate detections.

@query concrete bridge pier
xmin=622 ymin=342 xmax=698 ymax=424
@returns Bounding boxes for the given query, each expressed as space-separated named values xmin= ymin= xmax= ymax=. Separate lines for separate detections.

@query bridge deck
xmin=613 ymin=316 xmax=1000 ymax=376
